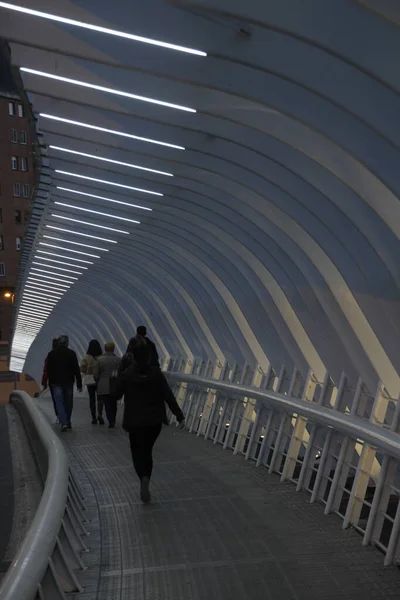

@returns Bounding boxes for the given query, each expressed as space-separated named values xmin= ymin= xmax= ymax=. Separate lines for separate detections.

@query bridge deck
xmin=39 ymin=396 xmax=400 ymax=600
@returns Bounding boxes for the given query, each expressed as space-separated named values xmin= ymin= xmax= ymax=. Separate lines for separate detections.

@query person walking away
xmin=80 ymin=339 xmax=103 ymax=425
xmin=95 ymin=341 xmax=121 ymax=428
xmin=136 ymin=325 xmax=160 ymax=368
xmin=47 ymin=335 xmax=82 ymax=432
xmin=42 ymin=338 xmax=59 ymax=422
xmin=115 ymin=337 xmax=184 ymax=503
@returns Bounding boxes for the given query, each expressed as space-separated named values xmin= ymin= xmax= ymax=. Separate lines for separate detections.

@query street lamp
xmin=3 ymin=291 xmax=16 ymax=388
xmin=3 ymin=292 xmax=14 ymax=305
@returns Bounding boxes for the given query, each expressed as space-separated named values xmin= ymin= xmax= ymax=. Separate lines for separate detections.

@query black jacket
xmin=115 ymin=365 xmax=184 ymax=430
xmin=118 ymin=336 xmax=160 ymax=374
xmin=47 ymin=346 xmax=82 ymax=388
xmin=145 ymin=337 xmax=160 ymax=368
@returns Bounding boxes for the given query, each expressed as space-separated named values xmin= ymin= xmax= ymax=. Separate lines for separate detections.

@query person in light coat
xmin=94 ymin=341 xmax=121 ymax=428
xmin=80 ymin=339 xmax=103 ymax=424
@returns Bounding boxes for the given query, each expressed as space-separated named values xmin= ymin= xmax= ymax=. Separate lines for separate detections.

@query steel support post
xmin=281 ymin=369 xmax=317 ymax=482
xmin=197 ymin=361 xmax=223 ymax=436
xmin=234 ymin=367 xmax=263 ymax=455
xmin=343 ymin=381 xmax=392 ymax=529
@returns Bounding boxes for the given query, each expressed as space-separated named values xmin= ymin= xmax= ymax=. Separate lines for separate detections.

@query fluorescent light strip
xmin=34 ymin=255 xmax=88 ymax=269
xmin=51 ymin=214 xmax=129 ymax=234
xmin=20 ymin=301 xmax=53 ymax=311
xmin=39 ymin=243 xmax=100 ymax=258
xmin=21 ymin=294 xmax=58 ymax=305
xmin=25 ymin=283 xmax=65 ymax=295
xmin=36 ymin=250 xmax=94 ymax=264
xmin=40 ymin=114 xmax=185 ymax=150
xmin=32 ymin=261 xmax=83 ymax=275
xmin=55 ymin=202 xmax=140 ymax=224
xmin=46 ymin=225 xmax=117 ymax=244
xmin=24 ymin=290 xmax=64 ymax=303
xmin=20 ymin=307 xmax=52 ymax=317
xmin=18 ymin=315 xmax=46 ymax=323
xmin=31 ymin=267 xmax=78 ymax=280
xmin=56 ymin=187 xmax=152 ymax=212
xmin=0 ymin=4 xmax=207 ymax=56
xmin=27 ymin=276 xmax=71 ymax=289
xmin=23 ymin=290 xmax=58 ymax=301
xmin=55 ymin=170 xmax=162 ymax=196
xmin=20 ymin=69 xmax=196 ymax=113
xmin=43 ymin=235 xmax=110 ymax=252
xmin=23 ymin=296 xmax=58 ymax=307
xmin=50 ymin=146 xmax=173 ymax=177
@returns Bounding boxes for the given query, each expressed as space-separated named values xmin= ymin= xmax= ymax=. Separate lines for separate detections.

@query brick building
xmin=0 ymin=43 xmax=40 ymax=393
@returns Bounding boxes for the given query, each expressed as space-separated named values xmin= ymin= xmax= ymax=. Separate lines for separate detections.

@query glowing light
xmin=43 ymin=235 xmax=110 ymax=252
xmin=32 ymin=260 xmax=83 ymax=274
xmin=36 ymin=250 xmax=94 ymax=264
xmin=33 ymin=255 xmax=89 ymax=269
xmin=46 ymin=225 xmax=117 ymax=244
xmin=55 ymin=171 xmax=162 ymax=196
xmin=55 ymin=203 xmax=141 ymax=224
xmin=20 ymin=68 xmax=197 ymax=113
xmin=40 ymin=114 xmax=185 ymax=150
xmin=56 ymin=187 xmax=152 ymax=211
xmin=50 ymin=146 xmax=173 ymax=177
xmin=51 ymin=214 xmax=130 ymax=234
xmin=0 ymin=3 xmax=207 ymax=56
xmin=39 ymin=243 xmax=100 ymax=258
xmin=31 ymin=267 xmax=78 ymax=280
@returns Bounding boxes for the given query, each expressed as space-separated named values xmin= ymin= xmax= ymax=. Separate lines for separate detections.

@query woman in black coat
xmin=115 ymin=337 xmax=184 ymax=503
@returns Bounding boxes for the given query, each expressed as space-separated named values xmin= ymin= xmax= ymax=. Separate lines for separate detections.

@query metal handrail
xmin=166 ymin=372 xmax=400 ymax=459
xmin=0 ymin=391 xmax=69 ymax=600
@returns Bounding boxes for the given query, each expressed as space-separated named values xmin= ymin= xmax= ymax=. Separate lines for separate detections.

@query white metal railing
xmin=0 ymin=392 xmax=89 ymax=600
xmin=166 ymin=359 xmax=400 ymax=566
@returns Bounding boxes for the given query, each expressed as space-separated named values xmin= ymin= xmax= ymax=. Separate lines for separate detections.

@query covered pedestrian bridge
xmin=1 ymin=0 xmax=400 ymax=598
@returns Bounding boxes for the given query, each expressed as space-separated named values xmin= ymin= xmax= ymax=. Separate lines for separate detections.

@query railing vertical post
xmin=281 ymin=369 xmax=316 ymax=482
xmin=343 ymin=381 xmax=390 ymax=529
xmin=197 ymin=361 xmax=224 ymax=436
xmin=234 ymin=366 xmax=263 ymax=455
xmin=310 ymin=373 xmax=347 ymax=503
xmin=363 ymin=395 xmax=400 ymax=550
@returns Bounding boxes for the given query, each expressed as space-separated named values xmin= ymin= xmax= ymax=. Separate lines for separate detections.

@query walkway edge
xmin=0 ymin=392 xmax=68 ymax=600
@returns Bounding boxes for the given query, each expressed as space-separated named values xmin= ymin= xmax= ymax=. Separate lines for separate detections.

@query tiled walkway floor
xmin=39 ymin=395 xmax=400 ymax=600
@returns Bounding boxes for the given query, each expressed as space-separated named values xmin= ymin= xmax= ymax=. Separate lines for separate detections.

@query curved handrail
xmin=166 ymin=372 xmax=400 ymax=459
xmin=0 ymin=392 xmax=69 ymax=600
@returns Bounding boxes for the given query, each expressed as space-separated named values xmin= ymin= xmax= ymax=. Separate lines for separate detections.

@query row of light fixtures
xmin=4 ymin=0 xmax=206 ymax=371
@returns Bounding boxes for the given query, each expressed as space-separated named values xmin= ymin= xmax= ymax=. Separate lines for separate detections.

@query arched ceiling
xmin=2 ymin=0 xmax=400 ymax=396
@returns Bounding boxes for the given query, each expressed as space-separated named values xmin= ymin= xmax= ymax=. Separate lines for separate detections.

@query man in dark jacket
xmin=47 ymin=335 xmax=82 ymax=432
xmin=115 ymin=338 xmax=184 ymax=503
xmin=136 ymin=326 xmax=160 ymax=368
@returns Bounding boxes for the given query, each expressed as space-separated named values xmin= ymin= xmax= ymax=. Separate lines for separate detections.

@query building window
xmin=9 ymin=102 xmax=15 ymax=116
xmin=11 ymin=156 xmax=18 ymax=170
xmin=16 ymin=237 xmax=22 ymax=251
xmin=15 ymin=210 xmax=22 ymax=224
xmin=11 ymin=128 xmax=18 ymax=143
xmin=23 ymin=184 xmax=30 ymax=198
xmin=0 ymin=236 xmax=3 ymax=250
xmin=18 ymin=104 xmax=24 ymax=118
xmin=19 ymin=130 xmax=27 ymax=144
xmin=21 ymin=158 xmax=27 ymax=172
xmin=0 ymin=264 xmax=5 ymax=277
xmin=13 ymin=183 xmax=20 ymax=197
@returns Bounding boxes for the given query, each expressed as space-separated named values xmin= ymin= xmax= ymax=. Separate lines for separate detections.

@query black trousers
xmin=49 ymin=386 xmax=57 ymax=416
xmin=87 ymin=385 xmax=103 ymax=419
xmin=98 ymin=394 xmax=117 ymax=425
xmin=128 ymin=423 xmax=162 ymax=480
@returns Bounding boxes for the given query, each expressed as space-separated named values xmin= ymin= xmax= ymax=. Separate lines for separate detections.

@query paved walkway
xmin=39 ymin=395 xmax=400 ymax=600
